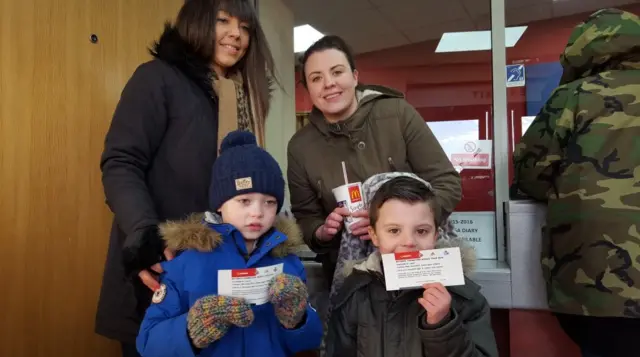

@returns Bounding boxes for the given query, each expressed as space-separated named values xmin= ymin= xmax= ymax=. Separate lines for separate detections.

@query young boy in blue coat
xmin=136 ymin=130 xmax=323 ymax=357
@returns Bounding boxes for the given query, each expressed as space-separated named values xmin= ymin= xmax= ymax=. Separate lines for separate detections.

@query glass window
xmin=505 ymin=0 xmax=640 ymax=181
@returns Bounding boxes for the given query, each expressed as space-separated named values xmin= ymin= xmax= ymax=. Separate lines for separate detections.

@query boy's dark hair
xmin=369 ymin=177 xmax=441 ymax=229
xmin=175 ymin=0 xmax=277 ymax=120
xmin=299 ymin=35 xmax=356 ymax=88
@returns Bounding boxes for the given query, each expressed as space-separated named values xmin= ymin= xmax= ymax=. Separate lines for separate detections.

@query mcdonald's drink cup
xmin=332 ymin=182 xmax=365 ymax=233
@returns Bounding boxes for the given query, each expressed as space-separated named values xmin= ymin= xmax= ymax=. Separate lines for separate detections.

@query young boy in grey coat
xmin=325 ymin=174 xmax=498 ymax=357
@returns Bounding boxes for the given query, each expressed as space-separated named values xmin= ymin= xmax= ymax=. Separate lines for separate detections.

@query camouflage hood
xmin=559 ymin=8 xmax=640 ymax=85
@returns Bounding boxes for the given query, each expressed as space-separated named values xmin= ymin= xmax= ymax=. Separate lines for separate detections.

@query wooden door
xmin=0 ymin=0 xmax=182 ymax=355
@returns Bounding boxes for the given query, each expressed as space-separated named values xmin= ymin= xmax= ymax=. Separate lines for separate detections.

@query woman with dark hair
xmin=287 ymin=35 xmax=462 ymax=300
xmin=95 ymin=1 xmax=277 ymax=356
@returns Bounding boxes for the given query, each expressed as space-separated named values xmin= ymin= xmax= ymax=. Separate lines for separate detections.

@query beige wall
xmin=258 ymin=0 xmax=296 ymax=206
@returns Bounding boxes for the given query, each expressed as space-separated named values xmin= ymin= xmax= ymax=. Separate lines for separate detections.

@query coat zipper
xmin=388 ymin=157 xmax=397 ymax=172
xmin=317 ymin=180 xmax=323 ymax=199
xmin=381 ymin=276 xmax=411 ymax=356
xmin=383 ymin=298 xmax=396 ymax=357
xmin=331 ymin=121 xmax=369 ymax=182
xmin=380 ymin=274 xmax=392 ymax=357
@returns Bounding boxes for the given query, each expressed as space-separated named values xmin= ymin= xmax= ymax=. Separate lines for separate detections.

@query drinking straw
xmin=341 ymin=161 xmax=349 ymax=185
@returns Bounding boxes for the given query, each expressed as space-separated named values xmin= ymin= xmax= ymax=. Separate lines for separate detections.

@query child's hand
xmin=418 ymin=283 xmax=452 ymax=326
xmin=187 ymin=295 xmax=254 ymax=348
xmin=268 ymin=274 xmax=308 ymax=329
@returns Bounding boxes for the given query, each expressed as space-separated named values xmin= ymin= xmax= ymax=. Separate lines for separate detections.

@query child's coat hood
xmin=158 ymin=213 xmax=304 ymax=258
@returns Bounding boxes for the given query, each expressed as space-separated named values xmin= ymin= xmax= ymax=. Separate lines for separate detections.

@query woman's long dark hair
xmin=175 ymin=0 xmax=277 ymax=121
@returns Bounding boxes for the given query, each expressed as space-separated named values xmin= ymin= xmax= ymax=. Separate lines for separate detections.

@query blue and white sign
xmin=506 ymin=64 xmax=526 ymax=87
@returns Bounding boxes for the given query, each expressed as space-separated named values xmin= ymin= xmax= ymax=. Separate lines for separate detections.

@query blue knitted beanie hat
xmin=209 ymin=130 xmax=285 ymax=213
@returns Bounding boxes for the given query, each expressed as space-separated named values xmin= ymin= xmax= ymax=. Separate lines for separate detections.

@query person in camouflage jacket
xmin=513 ymin=8 xmax=640 ymax=357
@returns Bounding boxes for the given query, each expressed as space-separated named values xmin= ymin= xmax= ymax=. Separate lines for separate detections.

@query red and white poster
xmin=425 ymin=121 xmax=492 ymax=172
xmin=450 ymin=140 xmax=492 ymax=171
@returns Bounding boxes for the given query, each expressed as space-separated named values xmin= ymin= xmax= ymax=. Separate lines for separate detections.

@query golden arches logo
xmin=348 ymin=185 xmax=362 ymax=203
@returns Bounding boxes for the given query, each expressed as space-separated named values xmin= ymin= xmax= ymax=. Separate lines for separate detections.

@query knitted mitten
xmin=187 ymin=295 xmax=254 ymax=349
xmin=268 ymin=274 xmax=308 ymax=329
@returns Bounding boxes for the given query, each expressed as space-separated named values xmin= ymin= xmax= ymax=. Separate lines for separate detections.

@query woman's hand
xmin=349 ymin=210 xmax=371 ymax=240
xmin=418 ymin=283 xmax=452 ymax=326
xmin=138 ymin=248 xmax=176 ymax=291
xmin=315 ymin=206 xmax=350 ymax=241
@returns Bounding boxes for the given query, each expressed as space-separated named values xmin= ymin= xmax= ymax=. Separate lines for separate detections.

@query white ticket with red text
xmin=218 ymin=263 xmax=283 ymax=305
xmin=381 ymin=248 xmax=465 ymax=291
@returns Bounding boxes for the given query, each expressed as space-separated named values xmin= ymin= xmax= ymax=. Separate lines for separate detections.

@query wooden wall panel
xmin=0 ymin=0 xmax=182 ymax=355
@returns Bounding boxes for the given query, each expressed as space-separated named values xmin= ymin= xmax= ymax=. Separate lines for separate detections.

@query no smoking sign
xmin=464 ymin=141 xmax=477 ymax=153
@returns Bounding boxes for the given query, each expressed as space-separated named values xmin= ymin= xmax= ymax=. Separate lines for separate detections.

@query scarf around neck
xmin=212 ymin=72 xmax=265 ymax=152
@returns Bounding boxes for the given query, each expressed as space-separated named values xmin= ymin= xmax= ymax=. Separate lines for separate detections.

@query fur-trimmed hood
xmin=158 ymin=213 xmax=305 ymax=258
xmin=343 ymin=234 xmax=477 ymax=278
xmin=149 ymin=24 xmax=216 ymax=102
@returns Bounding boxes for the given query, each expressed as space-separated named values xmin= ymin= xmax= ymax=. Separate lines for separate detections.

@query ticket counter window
xmin=426 ymin=119 xmax=497 ymax=260
xmin=501 ymin=1 xmax=640 ymax=183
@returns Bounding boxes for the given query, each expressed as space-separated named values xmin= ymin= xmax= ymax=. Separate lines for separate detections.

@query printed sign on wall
xmin=450 ymin=140 xmax=492 ymax=171
xmin=507 ymin=64 xmax=526 ymax=87
xmin=425 ymin=120 xmax=493 ymax=172
xmin=449 ymin=211 xmax=497 ymax=260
